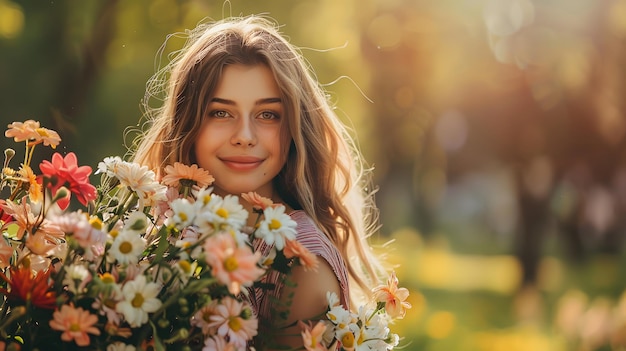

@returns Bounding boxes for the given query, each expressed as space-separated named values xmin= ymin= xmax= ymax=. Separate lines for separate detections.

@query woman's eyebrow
xmin=209 ymin=97 xmax=282 ymax=105
xmin=209 ymin=97 xmax=236 ymax=105
xmin=256 ymin=97 xmax=282 ymax=105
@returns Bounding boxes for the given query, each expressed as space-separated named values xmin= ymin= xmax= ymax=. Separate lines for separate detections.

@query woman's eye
xmin=210 ymin=110 xmax=230 ymax=118
xmin=259 ymin=111 xmax=279 ymax=120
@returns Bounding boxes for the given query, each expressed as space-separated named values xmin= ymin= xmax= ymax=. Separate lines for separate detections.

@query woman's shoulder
xmin=288 ymin=210 xmax=350 ymax=308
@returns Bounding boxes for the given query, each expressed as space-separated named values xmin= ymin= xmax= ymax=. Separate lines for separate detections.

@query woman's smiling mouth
xmin=219 ymin=156 xmax=264 ymax=171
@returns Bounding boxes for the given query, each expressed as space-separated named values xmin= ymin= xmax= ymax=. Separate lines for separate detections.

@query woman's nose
xmin=231 ymin=117 xmax=256 ymax=146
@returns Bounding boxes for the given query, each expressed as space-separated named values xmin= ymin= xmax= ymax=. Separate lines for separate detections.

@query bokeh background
xmin=2 ymin=0 xmax=626 ymax=350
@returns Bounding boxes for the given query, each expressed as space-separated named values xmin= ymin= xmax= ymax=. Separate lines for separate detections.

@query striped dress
xmin=246 ymin=210 xmax=350 ymax=341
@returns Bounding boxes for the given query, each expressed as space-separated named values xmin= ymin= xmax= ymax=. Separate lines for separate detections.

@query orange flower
xmin=25 ymin=232 xmax=57 ymax=255
xmin=299 ymin=320 xmax=328 ymax=351
xmin=0 ymin=265 xmax=57 ymax=309
xmin=284 ymin=239 xmax=319 ymax=272
xmin=371 ymin=271 xmax=411 ymax=319
xmin=162 ymin=162 xmax=214 ymax=188
xmin=241 ymin=192 xmax=274 ymax=210
xmin=18 ymin=165 xmax=43 ymax=203
xmin=49 ymin=304 xmax=101 ymax=346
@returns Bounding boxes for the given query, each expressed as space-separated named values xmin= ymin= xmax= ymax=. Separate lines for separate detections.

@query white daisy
xmin=109 ymin=230 xmax=146 ymax=265
xmin=167 ymin=198 xmax=197 ymax=229
xmin=114 ymin=161 xmax=167 ymax=208
xmin=327 ymin=291 xmax=341 ymax=308
xmin=96 ymin=156 xmax=123 ymax=176
xmin=123 ymin=211 xmax=149 ymax=232
xmin=174 ymin=259 xmax=198 ymax=284
xmin=327 ymin=304 xmax=353 ymax=332
xmin=62 ymin=264 xmax=91 ymax=294
xmin=254 ymin=206 xmax=297 ymax=250
xmin=116 ymin=275 xmax=162 ymax=328
xmin=352 ymin=305 xmax=390 ymax=351
xmin=192 ymin=187 xmax=218 ymax=209
xmin=195 ymin=194 xmax=248 ymax=232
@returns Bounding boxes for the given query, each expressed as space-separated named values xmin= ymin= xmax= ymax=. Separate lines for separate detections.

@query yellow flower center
xmin=179 ymin=260 xmax=191 ymax=274
xmin=36 ymin=128 xmax=49 ymax=137
xmin=179 ymin=212 xmax=188 ymax=222
xmin=109 ymin=229 xmax=119 ymax=238
xmin=228 ymin=317 xmax=242 ymax=332
xmin=89 ymin=217 xmax=103 ymax=230
xmin=224 ymin=256 xmax=238 ymax=272
xmin=119 ymin=241 xmax=133 ymax=254
xmin=216 ymin=208 xmax=229 ymax=218
xmin=69 ymin=323 xmax=81 ymax=332
xmin=202 ymin=194 xmax=212 ymax=205
xmin=268 ymin=219 xmax=281 ymax=230
xmin=341 ymin=332 xmax=355 ymax=348
xmin=101 ymin=273 xmax=116 ymax=284
xmin=131 ymin=293 xmax=145 ymax=308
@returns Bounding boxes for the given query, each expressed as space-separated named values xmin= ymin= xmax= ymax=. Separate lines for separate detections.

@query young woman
xmin=132 ymin=15 xmax=385 ymax=349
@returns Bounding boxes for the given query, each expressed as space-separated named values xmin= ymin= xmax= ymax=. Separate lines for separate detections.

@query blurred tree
xmin=0 ymin=0 xmax=118 ymax=161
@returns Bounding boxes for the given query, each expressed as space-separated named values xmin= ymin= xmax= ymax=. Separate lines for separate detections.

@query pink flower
xmin=371 ymin=271 xmax=411 ymax=319
xmin=49 ymin=211 xmax=106 ymax=259
xmin=0 ymin=198 xmax=35 ymax=240
xmin=204 ymin=232 xmax=264 ymax=295
xmin=192 ymin=299 xmax=220 ymax=335
xmin=208 ymin=297 xmax=258 ymax=348
xmin=5 ymin=120 xmax=40 ymax=143
xmin=5 ymin=120 xmax=62 ymax=148
xmin=49 ymin=303 xmax=101 ymax=346
xmin=0 ymin=197 xmax=63 ymax=242
xmin=299 ymin=320 xmax=329 ymax=351
xmin=284 ymin=239 xmax=319 ymax=272
xmin=39 ymin=152 xmax=97 ymax=210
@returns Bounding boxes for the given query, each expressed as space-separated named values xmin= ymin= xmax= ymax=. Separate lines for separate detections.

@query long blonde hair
xmin=132 ymin=15 xmax=385 ymax=304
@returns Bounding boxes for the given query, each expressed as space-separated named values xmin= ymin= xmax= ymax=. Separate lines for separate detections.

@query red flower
xmin=38 ymin=152 xmax=97 ymax=210
xmin=0 ymin=265 xmax=57 ymax=309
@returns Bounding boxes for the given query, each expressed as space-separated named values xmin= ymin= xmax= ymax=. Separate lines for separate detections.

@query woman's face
xmin=194 ymin=63 xmax=290 ymax=199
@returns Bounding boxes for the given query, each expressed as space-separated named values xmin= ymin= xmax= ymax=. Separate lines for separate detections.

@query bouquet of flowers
xmin=0 ymin=120 xmax=410 ymax=351
xmin=299 ymin=271 xmax=411 ymax=351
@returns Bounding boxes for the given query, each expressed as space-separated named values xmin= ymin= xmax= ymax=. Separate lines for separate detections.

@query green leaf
xmin=152 ymin=225 xmax=170 ymax=260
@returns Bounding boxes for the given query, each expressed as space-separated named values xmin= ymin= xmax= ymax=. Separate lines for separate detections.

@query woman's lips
xmin=219 ymin=156 xmax=264 ymax=171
